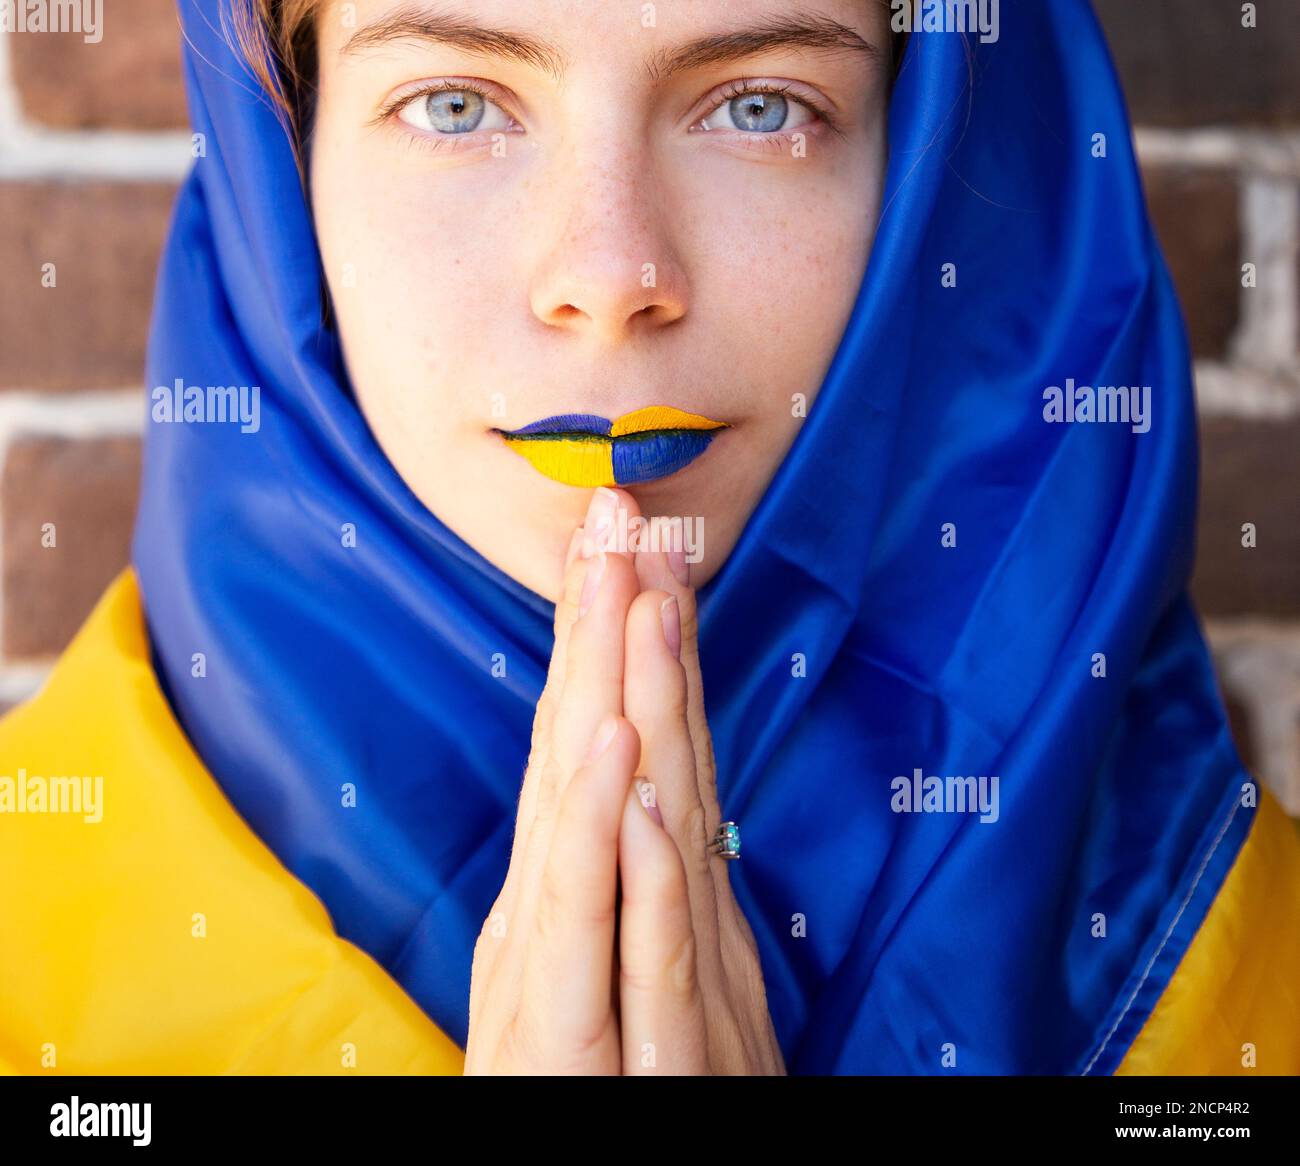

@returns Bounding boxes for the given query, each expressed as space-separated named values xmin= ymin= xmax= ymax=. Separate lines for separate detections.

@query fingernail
xmin=660 ymin=595 xmax=681 ymax=659
xmin=636 ymin=779 xmax=664 ymax=827
xmin=587 ymin=714 xmax=619 ymax=762
xmin=581 ymin=487 xmax=618 ymax=558
xmin=579 ymin=549 xmax=606 ymax=617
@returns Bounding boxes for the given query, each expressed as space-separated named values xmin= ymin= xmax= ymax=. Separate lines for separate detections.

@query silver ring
xmin=709 ymin=821 xmax=740 ymax=860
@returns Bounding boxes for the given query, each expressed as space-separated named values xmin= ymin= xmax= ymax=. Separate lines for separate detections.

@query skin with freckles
xmin=309 ymin=0 xmax=889 ymax=601
xmin=306 ymin=0 xmax=890 ymax=1074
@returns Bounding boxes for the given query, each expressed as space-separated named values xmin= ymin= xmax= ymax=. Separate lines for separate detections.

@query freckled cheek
xmin=686 ymin=192 xmax=870 ymax=441
xmin=707 ymin=206 xmax=865 ymax=349
xmin=326 ymin=172 xmax=520 ymax=342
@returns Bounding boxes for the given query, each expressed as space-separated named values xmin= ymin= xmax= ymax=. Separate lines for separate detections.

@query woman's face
xmin=310 ymin=0 xmax=889 ymax=601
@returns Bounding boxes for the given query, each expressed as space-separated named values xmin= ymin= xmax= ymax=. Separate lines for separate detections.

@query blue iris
xmin=729 ymin=92 xmax=788 ymax=132
xmin=425 ymin=90 xmax=485 ymax=133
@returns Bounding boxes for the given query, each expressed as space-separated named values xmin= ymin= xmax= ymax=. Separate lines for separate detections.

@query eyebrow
xmin=647 ymin=14 xmax=879 ymax=82
xmin=342 ymin=9 xmax=568 ymax=78
xmin=341 ymin=7 xmax=878 ymax=82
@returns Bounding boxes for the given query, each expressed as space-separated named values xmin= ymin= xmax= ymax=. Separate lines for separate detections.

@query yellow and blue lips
xmin=495 ymin=405 xmax=729 ymax=487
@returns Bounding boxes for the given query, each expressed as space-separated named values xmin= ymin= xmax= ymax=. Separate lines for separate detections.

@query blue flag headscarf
xmin=134 ymin=0 xmax=1252 ymax=1074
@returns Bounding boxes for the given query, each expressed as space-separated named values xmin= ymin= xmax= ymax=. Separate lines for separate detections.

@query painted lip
xmin=494 ymin=405 xmax=730 ymax=487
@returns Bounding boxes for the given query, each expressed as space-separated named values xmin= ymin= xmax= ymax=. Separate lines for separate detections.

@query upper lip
xmin=496 ymin=407 xmax=730 ymax=437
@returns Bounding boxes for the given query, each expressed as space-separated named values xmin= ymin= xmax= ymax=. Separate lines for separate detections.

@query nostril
xmin=637 ymin=303 xmax=682 ymax=326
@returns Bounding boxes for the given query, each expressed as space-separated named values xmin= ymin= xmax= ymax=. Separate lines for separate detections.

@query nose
xmin=528 ymin=144 xmax=689 ymax=343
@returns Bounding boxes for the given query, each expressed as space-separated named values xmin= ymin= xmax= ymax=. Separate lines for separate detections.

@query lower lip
xmin=496 ymin=426 xmax=726 ymax=487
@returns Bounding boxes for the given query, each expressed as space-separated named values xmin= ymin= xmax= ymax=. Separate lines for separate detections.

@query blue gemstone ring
xmin=710 ymin=821 xmax=741 ymax=860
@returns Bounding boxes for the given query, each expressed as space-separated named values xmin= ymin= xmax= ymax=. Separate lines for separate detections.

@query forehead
xmin=318 ymin=0 xmax=889 ymax=74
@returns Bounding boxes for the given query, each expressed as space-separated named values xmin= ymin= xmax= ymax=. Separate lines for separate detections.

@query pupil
xmin=426 ymin=89 xmax=485 ymax=133
xmin=729 ymin=92 xmax=787 ymax=133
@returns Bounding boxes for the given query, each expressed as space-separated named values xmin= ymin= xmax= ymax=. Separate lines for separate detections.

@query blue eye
xmin=425 ymin=90 xmax=483 ymax=132
xmin=396 ymin=86 xmax=513 ymax=135
xmin=695 ymin=87 xmax=818 ymax=135
xmin=729 ymin=92 xmax=788 ymax=133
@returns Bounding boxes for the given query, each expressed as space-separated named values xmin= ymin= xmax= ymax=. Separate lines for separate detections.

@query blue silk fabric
xmin=134 ymin=0 xmax=1252 ymax=1073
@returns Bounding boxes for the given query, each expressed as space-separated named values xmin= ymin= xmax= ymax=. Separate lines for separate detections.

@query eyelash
xmin=702 ymin=78 xmax=842 ymax=140
xmin=373 ymin=78 xmax=515 ymax=141
xmin=376 ymin=77 xmax=841 ymax=155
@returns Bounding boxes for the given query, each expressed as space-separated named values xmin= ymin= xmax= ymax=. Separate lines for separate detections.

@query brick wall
xmin=0 ymin=4 xmax=1296 ymax=811
xmin=1094 ymin=0 xmax=1300 ymax=815
xmin=0 ymin=0 xmax=187 ymax=708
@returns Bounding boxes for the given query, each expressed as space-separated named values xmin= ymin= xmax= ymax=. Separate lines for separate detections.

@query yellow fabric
xmin=2 ymin=566 xmax=1296 ymax=1075
xmin=1119 ymin=785 xmax=1300 ymax=1074
xmin=0 ymin=567 xmax=465 ymax=1075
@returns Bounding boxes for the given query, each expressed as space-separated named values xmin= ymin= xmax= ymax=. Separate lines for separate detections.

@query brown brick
xmin=2 ymin=435 xmax=141 ymax=660
xmin=1143 ymin=166 xmax=1241 ymax=360
xmin=1221 ymin=688 xmax=1258 ymax=774
xmin=9 ymin=0 xmax=188 ymax=130
xmin=0 ymin=182 xmax=178 ymax=391
xmin=1094 ymin=0 xmax=1300 ymax=128
xmin=1192 ymin=416 xmax=1300 ymax=616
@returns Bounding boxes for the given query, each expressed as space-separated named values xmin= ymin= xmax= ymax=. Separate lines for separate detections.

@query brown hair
xmin=229 ymin=0 xmax=320 ymax=156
